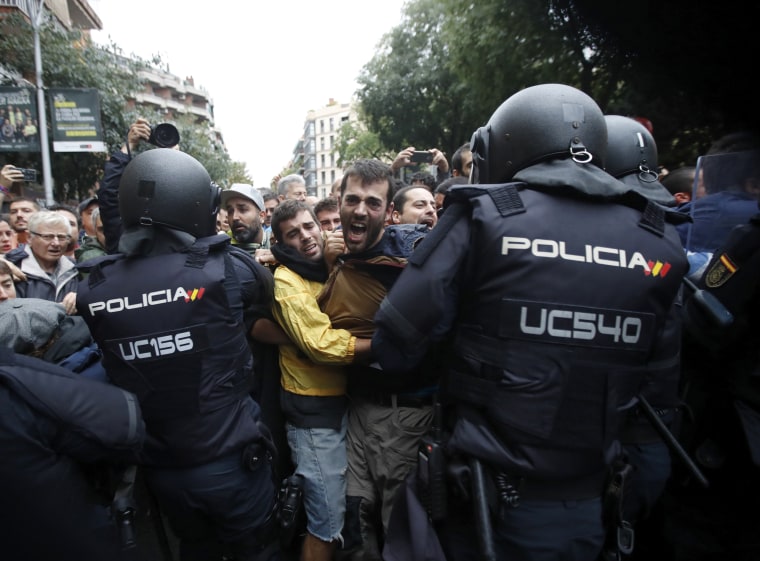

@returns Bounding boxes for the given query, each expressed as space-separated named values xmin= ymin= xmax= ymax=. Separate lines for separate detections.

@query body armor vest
xmin=445 ymin=184 xmax=689 ymax=479
xmin=77 ymin=236 xmax=253 ymax=422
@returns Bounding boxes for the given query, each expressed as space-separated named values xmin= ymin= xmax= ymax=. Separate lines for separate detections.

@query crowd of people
xmin=0 ymin=83 xmax=758 ymax=561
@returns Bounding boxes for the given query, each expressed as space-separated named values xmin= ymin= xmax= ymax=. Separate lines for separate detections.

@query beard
xmin=233 ymin=223 xmax=262 ymax=244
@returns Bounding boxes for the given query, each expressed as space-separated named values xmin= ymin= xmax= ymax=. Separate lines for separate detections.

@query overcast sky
xmin=89 ymin=0 xmax=407 ymax=188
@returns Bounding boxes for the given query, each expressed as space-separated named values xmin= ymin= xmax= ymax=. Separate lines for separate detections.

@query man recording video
xmin=97 ymin=117 xmax=180 ymax=253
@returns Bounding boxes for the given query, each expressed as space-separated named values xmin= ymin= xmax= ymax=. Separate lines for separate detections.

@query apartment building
xmin=128 ymin=64 xmax=220 ymax=144
xmin=296 ymin=98 xmax=356 ymax=200
xmin=1 ymin=0 xmax=218 ymax=138
xmin=0 ymin=0 xmax=101 ymax=31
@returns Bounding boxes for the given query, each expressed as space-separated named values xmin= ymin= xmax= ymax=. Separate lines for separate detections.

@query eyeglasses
xmin=31 ymin=231 xmax=72 ymax=243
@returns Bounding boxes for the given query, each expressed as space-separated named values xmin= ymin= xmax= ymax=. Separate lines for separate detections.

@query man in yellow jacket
xmin=270 ymin=199 xmax=372 ymax=561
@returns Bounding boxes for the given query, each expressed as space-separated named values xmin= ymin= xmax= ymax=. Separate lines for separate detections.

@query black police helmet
xmin=604 ymin=115 xmax=674 ymax=204
xmin=604 ymin=115 xmax=659 ymax=179
xmin=119 ymin=149 xmax=220 ymax=238
xmin=470 ymin=83 xmax=607 ymax=184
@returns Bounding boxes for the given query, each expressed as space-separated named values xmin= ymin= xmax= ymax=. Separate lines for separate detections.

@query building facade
xmin=295 ymin=98 xmax=356 ymax=200
xmin=0 ymin=0 xmax=101 ymax=31
xmin=1 ymin=0 xmax=221 ymax=149
xmin=126 ymin=64 xmax=220 ymax=145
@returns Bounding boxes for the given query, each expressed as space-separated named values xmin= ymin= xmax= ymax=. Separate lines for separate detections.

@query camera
xmin=147 ymin=123 xmax=180 ymax=148
xmin=410 ymin=150 xmax=434 ymax=163
xmin=13 ymin=167 xmax=37 ymax=182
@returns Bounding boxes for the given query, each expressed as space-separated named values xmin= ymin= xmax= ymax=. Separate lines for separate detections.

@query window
xmin=330 ymin=135 xmax=334 ymax=148
xmin=320 ymin=120 xmax=325 ymax=133
xmin=329 ymin=117 xmax=334 ymax=131
xmin=330 ymin=154 xmax=335 ymax=167
xmin=321 ymin=171 xmax=326 ymax=185
xmin=320 ymin=137 xmax=325 ymax=151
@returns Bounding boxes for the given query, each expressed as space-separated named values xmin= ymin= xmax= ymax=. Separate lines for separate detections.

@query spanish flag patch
xmin=705 ymin=252 xmax=738 ymax=288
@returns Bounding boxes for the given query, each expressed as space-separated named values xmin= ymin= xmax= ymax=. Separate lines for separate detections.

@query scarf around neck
xmin=271 ymin=242 xmax=328 ymax=283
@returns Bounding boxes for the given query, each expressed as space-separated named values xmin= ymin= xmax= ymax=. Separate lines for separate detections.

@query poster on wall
xmin=0 ymin=87 xmax=41 ymax=152
xmin=49 ymin=88 xmax=107 ymax=152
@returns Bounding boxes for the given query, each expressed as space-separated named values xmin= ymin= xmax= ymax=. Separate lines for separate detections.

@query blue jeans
xmin=286 ymin=415 xmax=347 ymax=543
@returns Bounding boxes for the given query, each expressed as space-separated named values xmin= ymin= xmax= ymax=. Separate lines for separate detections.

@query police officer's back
xmin=77 ymin=149 xmax=278 ymax=561
xmin=0 ymin=348 xmax=145 ymax=561
xmin=373 ymin=84 xmax=689 ymax=561
xmin=664 ymin=203 xmax=760 ymax=560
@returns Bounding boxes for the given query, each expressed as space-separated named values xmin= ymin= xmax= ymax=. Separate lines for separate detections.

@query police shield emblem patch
xmin=705 ymin=253 xmax=737 ymax=288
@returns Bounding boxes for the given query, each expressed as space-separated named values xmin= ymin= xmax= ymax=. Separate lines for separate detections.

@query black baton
xmin=638 ymin=395 xmax=709 ymax=489
xmin=469 ymin=457 xmax=497 ymax=561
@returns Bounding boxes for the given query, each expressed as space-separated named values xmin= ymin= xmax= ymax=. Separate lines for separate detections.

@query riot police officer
xmin=372 ymin=84 xmax=689 ymax=561
xmin=0 ymin=348 xmax=145 ymax=561
xmin=604 ymin=114 xmax=691 ymax=558
xmin=604 ymin=114 xmax=675 ymax=206
xmin=77 ymin=149 xmax=278 ymax=561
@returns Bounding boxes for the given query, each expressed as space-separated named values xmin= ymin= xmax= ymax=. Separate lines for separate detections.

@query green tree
xmin=356 ymin=0 xmax=476 ymax=161
xmin=0 ymin=13 xmax=250 ymax=202
xmin=334 ymin=119 xmax=394 ymax=167
xmin=0 ymin=13 xmax=145 ymax=202
xmin=355 ymin=0 xmax=743 ymax=172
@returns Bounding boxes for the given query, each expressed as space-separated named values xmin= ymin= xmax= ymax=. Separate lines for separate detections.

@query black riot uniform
xmin=78 ymin=234 xmax=267 ymax=465
xmin=373 ymin=84 xmax=689 ymax=561
xmin=77 ymin=149 xmax=278 ymax=561
xmin=0 ymin=348 xmax=145 ymax=561
xmin=604 ymin=114 xmax=686 ymax=555
xmin=658 ymin=211 xmax=760 ymax=561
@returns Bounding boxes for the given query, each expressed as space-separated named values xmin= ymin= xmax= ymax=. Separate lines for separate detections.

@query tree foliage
xmin=0 ymin=12 xmax=249 ymax=203
xmin=124 ymin=108 xmax=250 ymax=188
xmin=356 ymin=0 xmax=475 ymax=162
xmin=353 ymin=0 xmax=754 ymax=172
xmin=0 ymin=12 xmax=145 ymax=201
xmin=334 ymin=118 xmax=394 ymax=167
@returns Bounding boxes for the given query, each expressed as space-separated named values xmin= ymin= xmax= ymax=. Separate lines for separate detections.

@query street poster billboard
xmin=49 ymin=88 xmax=107 ymax=152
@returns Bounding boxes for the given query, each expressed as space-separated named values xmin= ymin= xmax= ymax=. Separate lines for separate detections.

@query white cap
xmin=220 ymin=183 xmax=265 ymax=210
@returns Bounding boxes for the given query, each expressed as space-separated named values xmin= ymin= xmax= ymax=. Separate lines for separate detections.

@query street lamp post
xmin=31 ymin=0 xmax=54 ymax=205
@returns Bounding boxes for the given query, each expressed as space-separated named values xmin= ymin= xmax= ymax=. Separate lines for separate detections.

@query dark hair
xmin=707 ymin=131 xmax=760 ymax=155
xmin=47 ymin=203 xmax=81 ymax=228
xmin=392 ymin=186 xmax=413 ymax=214
xmin=9 ymin=196 xmax=40 ymax=211
xmin=0 ymin=259 xmax=11 ymax=276
xmin=339 ymin=159 xmax=394 ymax=207
xmin=392 ymin=185 xmax=435 ymax=214
xmin=271 ymin=199 xmax=318 ymax=242
xmin=409 ymin=172 xmax=436 ymax=192
xmin=661 ymin=166 xmax=696 ymax=197
xmin=435 ymin=175 xmax=468 ymax=195
xmin=262 ymin=190 xmax=279 ymax=203
xmin=313 ymin=196 xmax=338 ymax=216
xmin=451 ymin=142 xmax=471 ymax=175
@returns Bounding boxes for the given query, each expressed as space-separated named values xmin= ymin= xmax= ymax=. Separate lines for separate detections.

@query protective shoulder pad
xmin=446 ymin=182 xmax=526 ymax=217
xmin=185 ymin=234 xmax=232 ymax=269
xmin=638 ymin=200 xmax=666 ymax=237
xmin=82 ymin=253 xmax=125 ymax=289
xmin=410 ymin=183 xmax=525 ymax=267
xmin=615 ymin=192 xmax=685 ymax=237
xmin=408 ymin=202 xmax=465 ymax=267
